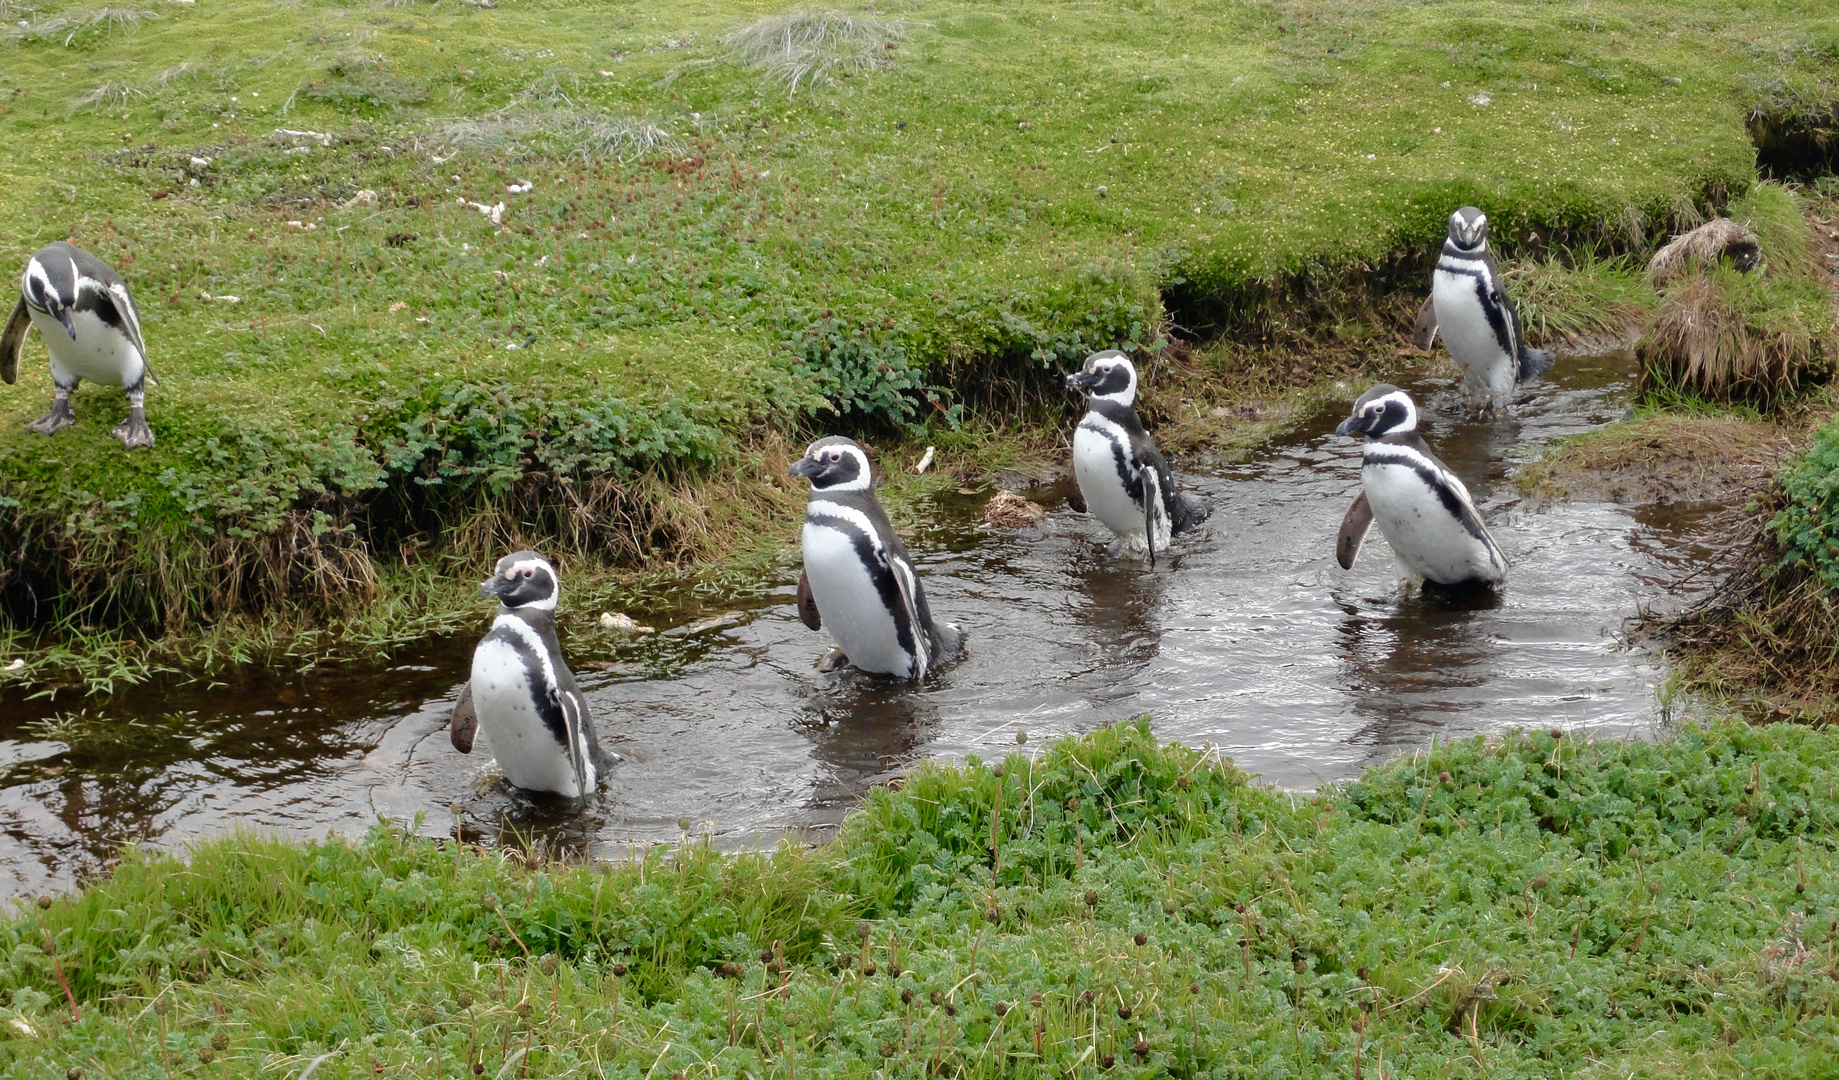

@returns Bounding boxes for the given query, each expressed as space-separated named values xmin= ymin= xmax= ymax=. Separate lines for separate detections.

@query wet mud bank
xmin=0 ymin=349 xmax=1740 ymax=899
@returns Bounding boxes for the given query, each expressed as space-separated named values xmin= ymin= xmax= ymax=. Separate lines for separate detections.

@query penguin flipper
xmin=795 ymin=569 xmax=821 ymax=631
xmin=1336 ymin=491 xmax=1373 ymax=571
xmin=886 ymin=552 xmax=933 ymax=676
xmin=1517 ymin=346 xmax=1555 ymax=384
xmin=1411 ymin=296 xmax=1438 ymax=351
xmin=0 ymin=297 xmax=28 ymax=386
xmin=449 ymin=682 xmax=478 ymax=754
xmin=1171 ymin=491 xmax=1211 ymax=535
xmin=1066 ymin=468 xmax=1087 ymax=514
xmin=558 ymin=686 xmax=595 ymax=796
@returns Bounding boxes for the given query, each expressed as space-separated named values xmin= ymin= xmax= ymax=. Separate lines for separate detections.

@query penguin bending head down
xmin=450 ymin=550 xmax=611 ymax=798
xmin=790 ymin=436 xmax=963 ymax=681
xmin=1065 ymin=350 xmax=1210 ymax=562
xmin=1417 ymin=207 xmax=1555 ymax=416
xmin=1334 ymin=384 xmax=1507 ymax=592
xmin=2 ymin=242 xmax=157 ymax=448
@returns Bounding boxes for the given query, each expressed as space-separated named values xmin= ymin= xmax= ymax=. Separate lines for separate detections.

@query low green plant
xmin=5 ymin=721 xmax=1839 ymax=1077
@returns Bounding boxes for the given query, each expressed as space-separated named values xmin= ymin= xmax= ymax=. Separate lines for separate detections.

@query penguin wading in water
xmin=450 ymin=551 xmax=612 ymax=797
xmin=1334 ymin=384 xmax=1507 ymax=592
xmin=790 ymin=436 xmax=963 ymax=680
xmin=2 ymin=241 xmax=157 ymax=447
xmin=1415 ymin=207 xmax=1554 ymax=415
xmin=1066 ymin=350 xmax=1210 ymax=562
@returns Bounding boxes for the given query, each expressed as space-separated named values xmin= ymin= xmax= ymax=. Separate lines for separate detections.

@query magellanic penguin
xmin=1334 ymin=384 xmax=1507 ymax=592
xmin=450 ymin=550 xmax=612 ymax=798
xmin=790 ymin=436 xmax=963 ymax=680
xmin=1415 ymin=207 xmax=1555 ymax=415
xmin=2 ymin=242 xmax=157 ymax=447
xmin=1065 ymin=350 xmax=1210 ymax=562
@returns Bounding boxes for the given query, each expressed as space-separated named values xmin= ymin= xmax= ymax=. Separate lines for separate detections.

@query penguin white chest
xmin=1073 ymin=422 xmax=1164 ymax=551
xmin=1362 ymin=458 xmax=1504 ymax=587
xmin=801 ymin=518 xmax=918 ymax=679
xmin=469 ymin=635 xmax=584 ymax=796
xmin=1431 ymin=268 xmax=1514 ymax=409
xmin=27 ymin=307 xmax=145 ymax=387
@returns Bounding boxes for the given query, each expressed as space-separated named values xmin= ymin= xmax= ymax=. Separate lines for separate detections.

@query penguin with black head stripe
xmin=449 ymin=550 xmax=612 ymax=798
xmin=2 ymin=241 xmax=157 ymax=447
xmin=1415 ymin=207 xmax=1555 ymax=416
xmin=1334 ymin=384 xmax=1507 ymax=593
xmin=1065 ymin=350 xmax=1210 ymax=562
xmin=790 ymin=436 xmax=963 ymax=680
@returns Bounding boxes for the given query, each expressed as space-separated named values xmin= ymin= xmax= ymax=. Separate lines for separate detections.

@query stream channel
xmin=0 ymin=350 xmax=1728 ymax=898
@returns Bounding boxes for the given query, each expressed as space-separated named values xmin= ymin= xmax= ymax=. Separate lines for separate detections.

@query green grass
xmin=4 ymin=720 xmax=1839 ymax=1077
xmin=0 ymin=0 xmax=1835 ymax=668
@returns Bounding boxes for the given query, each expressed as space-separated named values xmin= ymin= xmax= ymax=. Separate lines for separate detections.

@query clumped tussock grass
xmin=66 ymin=80 xmax=141 ymax=112
xmin=725 ymin=9 xmax=905 ymax=92
xmin=430 ymin=109 xmax=682 ymax=162
xmin=8 ymin=6 xmax=154 ymax=46
xmin=6 ymin=721 xmax=1839 ymax=1076
xmin=1647 ymin=217 xmax=1761 ymax=285
xmin=1639 ymin=183 xmax=1838 ymax=406
xmin=1504 ymin=252 xmax=1657 ymax=349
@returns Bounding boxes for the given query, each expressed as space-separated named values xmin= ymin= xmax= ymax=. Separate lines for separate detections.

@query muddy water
xmin=0 ymin=351 xmax=1726 ymax=899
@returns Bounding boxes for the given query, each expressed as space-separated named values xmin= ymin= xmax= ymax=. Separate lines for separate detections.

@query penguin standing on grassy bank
xmin=1334 ymin=384 xmax=1507 ymax=592
xmin=2 ymin=241 xmax=157 ymax=448
xmin=1065 ymin=350 xmax=1210 ymax=563
xmin=1417 ymin=207 xmax=1555 ymax=415
xmin=790 ymin=436 xmax=963 ymax=680
xmin=450 ymin=550 xmax=612 ymax=798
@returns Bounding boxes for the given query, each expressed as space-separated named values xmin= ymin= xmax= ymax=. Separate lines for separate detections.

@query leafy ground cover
xmin=2 ymin=720 xmax=1837 ymax=1077
xmin=0 ymin=0 xmax=1835 ymax=679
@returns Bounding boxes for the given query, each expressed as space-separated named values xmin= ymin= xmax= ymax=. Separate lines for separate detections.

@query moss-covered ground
xmin=1 ymin=0 xmax=1837 ymax=684
xmin=4 ymin=721 xmax=1839 ymax=1078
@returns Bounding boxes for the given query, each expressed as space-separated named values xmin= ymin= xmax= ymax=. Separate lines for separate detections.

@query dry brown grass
xmin=1638 ymin=272 xmax=1831 ymax=406
xmin=1656 ymin=521 xmax=1839 ymax=723
xmin=1517 ymin=413 xmax=1796 ymax=505
xmin=1646 ymin=217 xmax=1760 ymax=287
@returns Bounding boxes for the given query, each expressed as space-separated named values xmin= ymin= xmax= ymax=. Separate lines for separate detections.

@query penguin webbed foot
xmin=111 ymin=408 xmax=155 ymax=449
xmin=816 ymin=646 xmax=849 ymax=673
xmin=27 ymin=398 xmax=74 ymax=436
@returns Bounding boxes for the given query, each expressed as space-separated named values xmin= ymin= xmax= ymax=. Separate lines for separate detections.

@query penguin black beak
xmin=1335 ymin=414 xmax=1372 ymax=438
xmin=51 ymin=304 xmax=75 ymax=340
xmin=479 ymin=574 xmax=514 ymax=598
xmin=788 ymin=457 xmax=822 ymax=479
xmin=1065 ymin=371 xmax=1100 ymax=392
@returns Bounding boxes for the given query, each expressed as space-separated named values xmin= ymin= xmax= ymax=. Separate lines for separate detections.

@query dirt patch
xmin=1518 ymin=414 xmax=1798 ymax=506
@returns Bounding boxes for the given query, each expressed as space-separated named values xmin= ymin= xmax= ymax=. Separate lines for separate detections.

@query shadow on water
xmin=0 ymin=349 xmax=1733 ymax=897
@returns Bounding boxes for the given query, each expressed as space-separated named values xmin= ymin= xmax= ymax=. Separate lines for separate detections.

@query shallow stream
xmin=0 ymin=351 xmax=1726 ymax=898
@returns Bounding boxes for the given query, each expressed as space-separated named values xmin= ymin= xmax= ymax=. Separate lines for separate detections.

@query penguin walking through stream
xmin=2 ymin=241 xmax=158 ymax=448
xmin=1334 ymin=384 xmax=1507 ymax=592
xmin=450 ymin=550 xmax=612 ymax=798
xmin=790 ymin=435 xmax=963 ymax=680
xmin=1065 ymin=350 xmax=1210 ymax=563
xmin=1415 ymin=207 xmax=1555 ymax=415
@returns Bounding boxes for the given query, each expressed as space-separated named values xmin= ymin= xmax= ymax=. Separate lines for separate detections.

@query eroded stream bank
xmin=0 ymin=350 xmax=1732 ymax=898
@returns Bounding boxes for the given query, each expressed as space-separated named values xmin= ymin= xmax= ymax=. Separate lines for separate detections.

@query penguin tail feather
xmin=1170 ymin=491 xmax=1212 ymax=535
xmin=1518 ymin=347 xmax=1555 ymax=383
xmin=930 ymin=622 xmax=965 ymax=666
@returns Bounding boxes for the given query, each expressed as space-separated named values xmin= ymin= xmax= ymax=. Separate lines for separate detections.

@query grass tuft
xmin=1639 ymin=183 xmax=1838 ymax=406
xmin=430 ymin=109 xmax=682 ymax=162
xmin=724 ymin=9 xmax=905 ymax=93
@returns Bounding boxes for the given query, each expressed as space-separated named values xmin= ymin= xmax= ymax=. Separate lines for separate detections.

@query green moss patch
xmin=0 ymin=0 xmax=1834 ymax=672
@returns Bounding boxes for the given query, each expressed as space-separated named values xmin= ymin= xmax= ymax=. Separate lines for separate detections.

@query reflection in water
xmin=0 ymin=351 xmax=1730 ymax=898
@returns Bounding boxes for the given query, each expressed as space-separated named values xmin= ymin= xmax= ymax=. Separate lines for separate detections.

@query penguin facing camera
xmin=1412 ymin=207 xmax=1555 ymax=416
xmin=2 ymin=242 xmax=157 ymax=448
xmin=790 ymin=436 xmax=963 ymax=681
xmin=1065 ymin=349 xmax=1210 ymax=562
xmin=450 ymin=550 xmax=612 ymax=798
xmin=1334 ymin=384 xmax=1507 ymax=593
